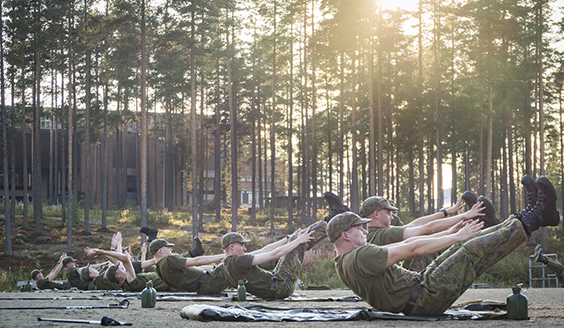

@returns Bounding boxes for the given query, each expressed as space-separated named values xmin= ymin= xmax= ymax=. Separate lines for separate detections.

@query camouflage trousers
xmin=409 ymin=217 xmax=526 ymax=316
xmin=402 ymin=253 xmax=437 ymax=273
xmin=198 ymin=263 xmax=233 ymax=295
xmin=545 ymin=257 xmax=564 ymax=283
xmin=270 ymin=244 xmax=304 ymax=299
xmin=269 ymin=220 xmax=327 ymax=299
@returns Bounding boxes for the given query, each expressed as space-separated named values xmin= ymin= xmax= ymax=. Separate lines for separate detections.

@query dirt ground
xmin=0 ymin=288 xmax=562 ymax=327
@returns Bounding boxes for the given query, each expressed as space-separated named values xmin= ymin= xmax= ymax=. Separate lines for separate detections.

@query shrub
xmin=117 ymin=209 xmax=139 ymax=225
xmin=301 ymin=258 xmax=346 ymax=289
xmin=147 ymin=209 xmax=173 ymax=227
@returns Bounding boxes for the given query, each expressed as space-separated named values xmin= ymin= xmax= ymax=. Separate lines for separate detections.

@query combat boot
xmin=476 ymin=196 xmax=500 ymax=228
xmin=140 ymin=226 xmax=159 ymax=242
xmin=536 ymin=176 xmax=560 ymax=227
xmin=304 ymin=220 xmax=328 ymax=251
xmin=462 ymin=191 xmax=478 ymax=208
xmin=515 ymin=204 xmax=542 ymax=237
xmin=533 ymin=244 xmax=549 ymax=265
xmin=189 ymin=236 xmax=205 ymax=257
xmin=520 ymin=175 xmax=537 ymax=212
xmin=323 ymin=191 xmax=350 ymax=222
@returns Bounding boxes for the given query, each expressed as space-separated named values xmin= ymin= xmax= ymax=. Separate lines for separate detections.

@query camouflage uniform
xmin=122 ymin=272 xmax=170 ymax=292
xmin=94 ymin=267 xmax=122 ymax=290
xmin=155 ymin=254 xmax=231 ymax=294
xmin=410 ymin=217 xmax=526 ymax=316
xmin=36 ymin=278 xmax=71 ymax=290
xmin=222 ymin=221 xmax=327 ymax=299
xmin=65 ymin=268 xmax=94 ymax=290
xmin=223 ymin=248 xmax=303 ymax=299
xmin=330 ymin=212 xmax=528 ymax=316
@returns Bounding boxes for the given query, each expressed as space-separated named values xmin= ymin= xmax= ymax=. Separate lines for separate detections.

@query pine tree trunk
xmin=190 ymin=8 xmax=198 ymax=236
xmin=214 ymin=61 xmax=221 ymax=223
xmin=84 ymin=4 xmax=91 ymax=233
xmin=33 ymin=40 xmax=42 ymax=235
xmin=140 ymin=0 xmax=148 ymax=238
xmin=22 ymin=65 xmax=29 ymax=228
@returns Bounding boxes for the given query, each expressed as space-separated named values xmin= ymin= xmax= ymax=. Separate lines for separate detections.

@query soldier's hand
xmin=84 ymin=247 xmax=99 ymax=258
xmin=447 ymin=196 xmax=464 ymax=215
xmin=466 ymin=201 xmax=485 ymax=219
xmin=448 ymin=220 xmax=468 ymax=234
xmin=455 ymin=219 xmax=483 ymax=241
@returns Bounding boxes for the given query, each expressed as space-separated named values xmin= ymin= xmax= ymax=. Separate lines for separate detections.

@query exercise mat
xmin=180 ymin=303 xmax=508 ymax=322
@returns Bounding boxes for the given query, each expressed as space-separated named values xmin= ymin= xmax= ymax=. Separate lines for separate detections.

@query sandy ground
xmin=0 ymin=288 xmax=562 ymax=327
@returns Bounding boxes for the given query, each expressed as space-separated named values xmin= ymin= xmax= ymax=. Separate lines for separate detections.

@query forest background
xmin=1 ymin=0 xmax=564 ymax=288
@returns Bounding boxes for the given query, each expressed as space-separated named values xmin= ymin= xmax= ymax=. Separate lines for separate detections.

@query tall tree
xmin=1 ymin=0 xmax=12 ymax=254
xmin=32 ymin=0 xmax=43 ymax=235
xmin=140 ymin=0 xmax=148 ymax=240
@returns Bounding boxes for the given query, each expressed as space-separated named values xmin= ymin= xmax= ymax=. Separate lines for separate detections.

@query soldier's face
xmin=36 ymin=272 xmax=44 ymax=280
xmin=89 ymin=267 xmax=99 ymax=279
xmin=375 ymin=209 xmax=393 ymax=228
xmin=66 ymin=262 xmax=76 ymax=269
xmin=160 ymin=246 xmax=173 ymax=256
xmin=344 ymin=225 xmax=367 ymax=248
xmin=115 ymin=263 xmax=127 ymax=282
xmin=232 ymin=243 xmax=246 ymax=255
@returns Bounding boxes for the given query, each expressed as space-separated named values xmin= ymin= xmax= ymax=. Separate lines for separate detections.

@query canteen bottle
xmin=237 ymin=279 xmax=247 ymax=301
xmin=506 ymin=284 xmax=528 ymax=320
xmin=141 ymin=280 xmax=157 ymax=308
xmin=20 ymin=281 xmax=32 ymax=292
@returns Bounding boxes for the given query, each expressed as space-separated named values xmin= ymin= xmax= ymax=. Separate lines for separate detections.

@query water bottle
xmin=506 ymin=284 xmax=528 ymax=320
xmin=237 ymin=279 xmax=247 ymax=301
xmin=20 ymin=281 xmax=32 ymax=292
xmin=141 ymin=280 xmax=157 ymax=308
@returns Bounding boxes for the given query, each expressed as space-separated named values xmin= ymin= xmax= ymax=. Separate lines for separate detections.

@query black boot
xmin=140 ymin=226 xmax=159 ymax=242
xmin=476 ymin=196 xmax=500 ymax=228
xmin=462 ymin=191 xmax=478 ymax=208
xmin=189 ymin=236 xmax=205 ymax=257
xmin=536 ymin=176 xmax=560 ymax=227
xmin=521 ymin=175 xmax=537 ymax=212
xmin=515 ymin=205 xmax=542 ymax=237
xmin=323 ymin=191 xmax=350 ymax=222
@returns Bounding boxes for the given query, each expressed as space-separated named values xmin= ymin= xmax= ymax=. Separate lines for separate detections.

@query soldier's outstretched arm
xmin=84 ymin=248 xmax=136 ymax=282
xmin=45 ymin=252 xmax=67 ymax=282
xmin=251 ymin=230 xmax=312 ymax=266
xmin=403 ymin=202 xmax=484 ymax=239
xmin=407 ymin=196 xmax=464 ymax=227
xmin=183 ymin=254 xmax=225 ymax=268
xmin=386 ymin=220 xmax=483 ymax=266
xmin=248 ymin=236 xmax=290 ymax=255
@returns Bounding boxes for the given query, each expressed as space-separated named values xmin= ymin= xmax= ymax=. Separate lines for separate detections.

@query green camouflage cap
xmin=327 ymin=212 xmax=372 ymax=242
xmin=148 ymin=239 xmax=175 ymax=255
xmin=359 ymin=196 xmax=399 ymax=218
xmin=80 ymin=264 xmax=92 ymax=283
xmin=222 ymin=232 xmax=250 ymax=249
xmin=30 ymin=269 xmax=42 ymax=280
xmin=62 ymin=256 xmax=77 ymax=267
xmin=106 ymin=263 xmax=120 ymax=284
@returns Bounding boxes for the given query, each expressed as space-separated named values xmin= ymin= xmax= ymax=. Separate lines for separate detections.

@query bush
xmin=117 ymin=209 xmax=139 ymax=225
xmin=147 ymin=209 xmax=173 ymax=227
xmin=301 ymin=258 xmax=346 ymax=289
